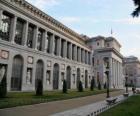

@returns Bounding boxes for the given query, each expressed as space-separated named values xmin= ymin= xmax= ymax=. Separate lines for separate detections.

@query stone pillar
xmin=74 ymin=45 xmax=77 ymax=61
xmin=0 ymin=9 xmax=3 ymax=29
xmin=33 ymin=26 xmax=38 ymax=49
xmin=10 ymin=16 xmax=17 ymax=43
xmin=23 ymin=21 xmax=28 ymax=46
xmin=57 ymin=37 xmax=61 ymax=56
xmin=49 ymin=34 xmax=54 ymax=54
xmin=64 ymin=40 xmax=67 ymax=58
xmin=69 ymin=43 xmax=72 ymax=60
xmin=42 ymin=31 xmax=47 ymax=52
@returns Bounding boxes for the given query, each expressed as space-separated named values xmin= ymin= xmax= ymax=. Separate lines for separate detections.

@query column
xmin=63 ymin=40 xmax=67 ymax=58
xmin=83 ymin=50 xmax=85 ymax=63
xmin=79 ymin=48 xmax=81 ymax=62
xmin=0 ymin=9 xmax=3 ymax=28
xmin=10 ymin=15 xmax=17 ymax=43
xmin=33 ymin=26 xmax=38 ymax=49
xmin=69 ymin=43 xmax=72 ymax=59
xmin=49 ymin=33 xmax=54 ymax=54
xmin=42 ymin=30 xmax=47 ymax=52
xmin=57 ymin=37 xmax=61 ymax=56
xmin=74 ymin=45 xmax=77 ymax=61
xmin=23 ymin=21 xmax=28 ymax=46
xmin=109 ymin=58 xmax=112 ymax=88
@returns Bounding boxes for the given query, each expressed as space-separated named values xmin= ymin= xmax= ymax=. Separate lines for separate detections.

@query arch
xmin=85 ymin=70 xmax=88 ymax=88
xmin=53 ymin=63 xmax=59 ymax=89
xmin=35 ymin=60 xmax=44 ymax=89
xmin=66 ymin=66 xmax=71 ymax=89
xmin=77 ymin=68 xmax=80 ymax=88
xmin=11 ymin=55 xmax=23 ymax=91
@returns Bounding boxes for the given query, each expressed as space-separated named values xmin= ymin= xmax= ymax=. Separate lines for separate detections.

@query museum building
xmin=0 ymin=0 xmax=93 ymax=91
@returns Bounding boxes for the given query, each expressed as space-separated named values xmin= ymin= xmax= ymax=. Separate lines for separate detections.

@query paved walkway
xmin=0 ymin=90 xmax=124 ymax=116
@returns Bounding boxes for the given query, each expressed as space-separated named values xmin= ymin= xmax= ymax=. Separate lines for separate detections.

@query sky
xmin=26 ymin=0 xmax=140 ymax=58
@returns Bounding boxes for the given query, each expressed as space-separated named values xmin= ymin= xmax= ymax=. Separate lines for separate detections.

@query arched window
xmin=53 ymin=63 xmax=59 ymax=89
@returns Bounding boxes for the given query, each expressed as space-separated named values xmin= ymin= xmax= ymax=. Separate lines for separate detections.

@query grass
xmin=100 ymin=95 xmax=140 ymax=116
xmin=0 ymin=88 xmax=117 ymax=109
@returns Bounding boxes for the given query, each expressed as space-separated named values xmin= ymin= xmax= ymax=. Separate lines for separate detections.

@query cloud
xmin=111 ymin=18 xmax=140 ymax=25
xmin=26 ymin=0 xmax=60 ymax=10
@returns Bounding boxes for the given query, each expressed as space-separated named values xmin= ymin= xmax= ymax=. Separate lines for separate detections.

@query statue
xmin=0 ymin=66 xmax=6 ymax=83
xmin=26 ymin=69 xmax=31 ymax=84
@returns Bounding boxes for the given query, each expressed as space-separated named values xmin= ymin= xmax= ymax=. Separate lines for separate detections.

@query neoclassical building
xmin=123 ymin=56 xmax=140 ymax=87
xmin=86 ymin=36 xmax=124 ymax=89
xmin=0 ymin=0 xmax=93 ymax=91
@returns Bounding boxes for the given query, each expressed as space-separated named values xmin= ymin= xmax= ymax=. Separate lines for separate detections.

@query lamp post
xmin=125 ymin=74 xmax=128 ymax=93
xmin=104 ymin=58 xmax=110 ymax=98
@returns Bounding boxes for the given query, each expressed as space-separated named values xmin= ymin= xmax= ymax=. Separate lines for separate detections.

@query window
xmin=72 ymin=44 xmax=75 ymax=60
xmin=97 ymin=59 xmax=99 ymax=65
xmin=97 ymin=42 xmax=100 ymax=46
xmin=27 ymin=24 xmax=34 ymax=48
xmin=67 ymin=42 xmax=70 ymax=59
xmin=37 ymin=29 xmax=43 ymax=51
xmin=15 ymin=19 xmax=24 ymax=45
xmin=92 ymin=57 xmax=94 ymax=66
xmin=0 ymin=12 xmax=12 ymax=41
xmin=73 ymin=74 xmax=75 ymax=84
xmin=107 ymin=43 xmax=110 ymax=47
xmin=47 ymin=32 xmax=52 ymax=53
xmin=61 ymin=39 xmax=64 ymax=57
xmin=54 ymin=36 xmax=58 ymax=55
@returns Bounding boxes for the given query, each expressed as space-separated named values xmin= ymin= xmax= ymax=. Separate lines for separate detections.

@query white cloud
xmin=26 ymin=0 xmax=60 ymax=10
xmin=111 ymin=18 xmax=140 ymax=25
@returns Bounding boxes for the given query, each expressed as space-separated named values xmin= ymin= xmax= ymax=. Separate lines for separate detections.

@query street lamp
xmin=104 ymin=58 xmax=110 ymax=98
xmin=125 ymin=74 xmax=128 ymax=93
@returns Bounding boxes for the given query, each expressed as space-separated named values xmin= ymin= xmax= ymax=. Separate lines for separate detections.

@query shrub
xmin=78 ymin=81 xmax=83 ymax=92
xmin=63 ymin=79 xmax=67 ymax=93
xmin=90 ymin=78 xmax=95 ymax=91
xmin=104 ymin=82 xmax=107 ymax=89
xmin=36 ymin=79 xmax=43 ymax=96
xmin=98 ymin=81 xmax=101 ymax=90
xmin=0 ymin=76 xmax=7 ymax=98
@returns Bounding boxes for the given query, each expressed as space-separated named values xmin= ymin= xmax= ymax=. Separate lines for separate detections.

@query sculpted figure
xmin=26 ymin=70 xmax=31 ymax=84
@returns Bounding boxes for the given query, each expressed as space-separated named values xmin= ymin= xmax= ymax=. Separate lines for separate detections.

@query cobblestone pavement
xmin=0 ymin=90 xmax=124 ymax=116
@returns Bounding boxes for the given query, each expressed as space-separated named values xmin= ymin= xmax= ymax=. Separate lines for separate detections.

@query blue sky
xmin=27 ymin=0 xmax=140 ymax=58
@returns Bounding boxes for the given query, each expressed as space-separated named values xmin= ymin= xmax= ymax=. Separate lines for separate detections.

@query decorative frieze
xmin=0 ymin=50 xmax=9 ymax=59
xmin=47 ymin=60 xmax=52 ymax=67
xmin=27 ymin=56 xmax=33 ymax=64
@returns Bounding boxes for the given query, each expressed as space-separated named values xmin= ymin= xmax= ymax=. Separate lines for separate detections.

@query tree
xmin=0 ymin=76 xmax=7 ymax=98
xmin=78 ymin=81 xmax=83 ymax=92
xmin=90 ymin=78 xmax=95 ymax=91
xmin=62 ymin=79 xmax=67 ymax=93
xmin=104 ymin=82 xmax=107 ymax=89
xmin=98 ymin=81 xmax=101 ymax=90
xmin=36 ymin=79 xmax=43 ymax=96
xmin=132 ymin=0 xmax=140 ymax=17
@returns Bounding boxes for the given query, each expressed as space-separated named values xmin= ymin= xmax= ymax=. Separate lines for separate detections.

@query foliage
xmin=90 ymin=78 xmax=95 ymax=91
xmin=0 ymin=76 xmax=7 ymax=98
xmin=62 ymin=79 xmax=67 ymax=93
xmin=98 ymin=81 xmax=101 ymax=90
xmin=78 ymin=81 xmax=83 ymax=92
xmin=104 ymin=82 xmax=107 ymax=89
xmin=36 ymin=79 xmax=43 ymax=96
xmin=132 ymin=0 xmax=140 ymax=17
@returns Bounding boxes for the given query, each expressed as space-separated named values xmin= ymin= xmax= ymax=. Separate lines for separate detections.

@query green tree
xmin=132 ymin=0 xmax=140 ymax=17
xmin=63 ymin=79 xmax=67 ymax=93
xmin=36 ymin=79 xmax=43 ymax=96
xmin=90 ymin=78 xmax=95 ymax=91
xmin=78 ymin=81 xmax=83 ymax=92
xmin=98 ymin=81 xmax=101 ymax=90
xmin=0 ymin=76 xmax=7 ymax=98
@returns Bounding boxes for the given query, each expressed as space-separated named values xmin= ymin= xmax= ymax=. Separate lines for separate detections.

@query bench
xmin=106 ymin=97 xmax=118 ymax=105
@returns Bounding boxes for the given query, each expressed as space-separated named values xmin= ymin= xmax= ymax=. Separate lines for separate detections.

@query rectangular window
xmin=61 ymin=39 xmax=64 ymax=57
xmin=27 ymin=24 xmax=34 ymax=48
xmin=15 ymin=19 xmax=24 ymax=45
xmin=0 ymin=12 xmax=12 ymax=41
xmin=67 ymin=42 xmax=70 ymax=59
xmin=47 ymin=32 xmax=52 ymax=53
xmin=72 ymin=44 xmax=75 ymax=60
xmin=54 ymin=36 xmax=58 ymax=55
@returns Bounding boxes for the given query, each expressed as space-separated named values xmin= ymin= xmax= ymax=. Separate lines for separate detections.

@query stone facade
xmin=0 ymin=0 xmax=93 ymax=91
xmin=123 ymin=56 xmax=140 ymax=87
xmin=86 ymin=36 xmax=124 ymax=89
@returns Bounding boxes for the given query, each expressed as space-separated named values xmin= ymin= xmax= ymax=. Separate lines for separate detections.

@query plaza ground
xmin=0 ymin=90 xmax=124 ymax=116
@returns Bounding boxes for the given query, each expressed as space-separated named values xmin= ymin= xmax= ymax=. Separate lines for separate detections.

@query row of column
xmin=111 ymin=58 xmax=122 ymax=88
xmin=0 ymin=8 xmax=92 ymax=65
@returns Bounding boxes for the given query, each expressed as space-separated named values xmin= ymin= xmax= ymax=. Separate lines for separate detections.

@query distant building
xmin=86 ymin=36 xmax=124 ymax=89
xmin=123 ymin=56 xmax=140 ymax=87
